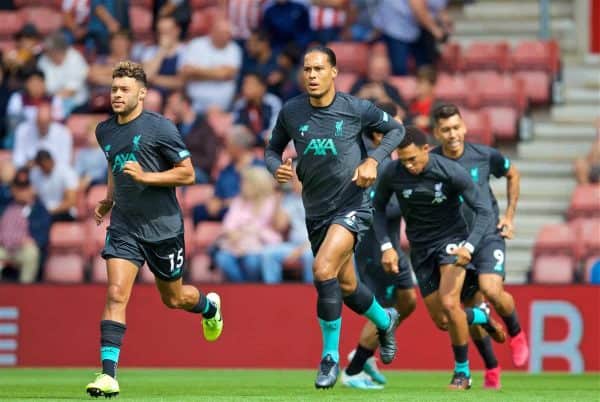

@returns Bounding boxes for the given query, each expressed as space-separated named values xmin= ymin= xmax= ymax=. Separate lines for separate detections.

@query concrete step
xmin=513 ymin=159 xmax=574 ymax=176
xmin=497 ymin=198 xmax=569 ymax=214
xmin=533 ymin=122 xmax=597 ymax=141
xmin=518 ymin=141 xmax=591 ymax=161
xmin=565 ymin=88 xmax=600 ymax=105
xmin=505 ymin=270 xmax=529 ymax=284
xmin=551 ymin=105 xmax=600 ymax=124
xmin=505 ymin=250 xmax=533 ymax=284
xmin=511 ymin=214 xmax=565 ymax=236
xmin=463 ymin=1 xmax=573 ymax=20
xmin=564 ymin=67 xmax=600 ymax=88
xmin=454 ymin=18 xmax=574 ymax=36
xmin=453 ymin=34 xmax=577 ymax=53
xmin=583 ymin=53 xmax=600 ymax=67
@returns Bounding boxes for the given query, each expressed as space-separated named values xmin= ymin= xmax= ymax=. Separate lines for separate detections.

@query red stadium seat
xmin=188 ymin=7 xmax=219 ymax=38
xmin=0 ymin=11 xmax=23 ymax=38
xmin=389 ymin=76 xmax=417 ymax=104
xmin=14 ymin=0 xmax=61 ymax=8
xmin=434 ymin=74 xmax=479 ymax=109
xmin=0 ymin=40 xmax=16 ymax=53
xmin=130 ymin=6 xmax=153 ymax=41
xmin=467 ymin=71 xmax=527 ymax=112
xmin=481 ymin=106 xmax=519 ymax=140
xmin=19 ymin=7 xmax=62 ymax=35
xmin=327 ymin=42 xmax=370 ymax=75
xmin=49 ymin=222 xmax=88 ymax=253
xmin=335 ymin=73 xmax=357 ymax=93
xmin=66 ymin=114 xmax=107 ymax=147
xmin=86 ymin=185 xmax=109 ymax=216
xmin=189 ymin=253 xmax=223 ymax=283
xmin=462 ymin=41 xmax=510 ymax=72
xmin=568 ymin=184 xmax=600 ymax=219
xmin=91 ymin=255 xmax=108 ymax=283
xmin=511 ymin=40 xmax=560 ymax=75
xmin=514 ymin=71 xmax=551 ymax=105
xmin=438 ymin=42 xmax=462 ymax=73
xmin=181 ymin=184 xmax=214 ymax=217
xmin=459 ymin=109 xmax=493 ymax=145
xmin=44 ymin=254 xmax=86 ymax=283
xmin=532 ymin=255 xmax=575 ymax=284
xmin=534 ymin=223 xmax=577 ymax=258
xmin=88 ymin=218 xmax=110 ymax=256
xmin=194 ymin=222 xmax=222 ymax=252
xmin=573 ymin=218 xmax=600 ymax=259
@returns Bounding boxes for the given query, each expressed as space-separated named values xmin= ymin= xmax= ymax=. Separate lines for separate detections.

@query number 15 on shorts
xmin=169 ymin=248 xmax=184 ymax=273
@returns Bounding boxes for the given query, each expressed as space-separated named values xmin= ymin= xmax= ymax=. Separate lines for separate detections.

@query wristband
xmin=380 ymin=242 xmax=393 ymax=252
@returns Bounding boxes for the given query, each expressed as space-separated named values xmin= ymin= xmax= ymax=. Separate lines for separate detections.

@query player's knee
xmin=481 ymin=281 xmax=503 ymax=305
xmin=106 ymin=284 xmax=129 ymax=306
xmin=312 ymin=256 xmax=336 ymax=281
xmin=440 ymin=295 xmax=461 ymax=316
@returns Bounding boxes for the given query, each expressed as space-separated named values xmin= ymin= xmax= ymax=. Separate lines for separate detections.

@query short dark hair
xmin=305 ymin=45 xmax=337 ymax=67
xmin=250 ymin=28 xmax=270 ymax=44
xmin=34 ymin=149 xmax=53 ymax=163
xmin=432 ymin=103 xmax=462 ymax=125
xmin=398 ymin=126 xmax=429 ymax=149
xmin=243 ymin=71 xmax=266 ymax=86
xmin=112 ymin=61 xmax=147 ymax=86
xmin=416 ymin=65 xmax=437 ymax=85
xmin=21 ymin=67 xmax=44 ymax=81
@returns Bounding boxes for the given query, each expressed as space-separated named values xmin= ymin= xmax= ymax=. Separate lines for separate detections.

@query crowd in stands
xmin=0 ymin=0 xmax=594 ymax=285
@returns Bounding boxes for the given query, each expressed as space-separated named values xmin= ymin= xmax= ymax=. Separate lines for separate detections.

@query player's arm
xmin=372 ymin=167 xmax=401 ymax=274
xmin=125 ymin=157 xmax=195 ymax=187
xmin=490 ymin=150 xmax=520 ymax=239
xmin=265 ymin=112 xmax=293 ymax=183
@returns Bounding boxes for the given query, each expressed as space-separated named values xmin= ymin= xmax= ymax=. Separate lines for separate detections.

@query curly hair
xmin=112 ymin=61 xmax=147 ymax=86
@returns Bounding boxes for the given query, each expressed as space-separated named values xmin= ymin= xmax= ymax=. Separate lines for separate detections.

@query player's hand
xmin=352 ymin=157 xmax=378 ymax=188
xmin=497 ymin=215 xmax=515 ymax=239
xmin=123 ymin=161 xmax=147 ymax=184
xmin=94 ymin=199 xmax=114 ymax=225
xmin=381 ymin=249 xmax=399 ymax=274
xmin=451 ymin=247 xmax=472 ymax=266
xmin=275 ymin=158 xmax=294 ymax=184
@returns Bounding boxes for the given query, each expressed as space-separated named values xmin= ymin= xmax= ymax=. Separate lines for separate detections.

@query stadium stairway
xmin=451 ymin=0 xmax=599 ymax=283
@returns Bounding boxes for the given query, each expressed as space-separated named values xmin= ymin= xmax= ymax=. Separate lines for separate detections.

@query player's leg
xmin=86 ymin=258 xmax=137 ymax=397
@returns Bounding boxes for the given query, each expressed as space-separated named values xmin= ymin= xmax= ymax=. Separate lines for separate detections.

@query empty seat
xmin=91 ymin=255 xmax=108 ymax=283
xmin=88 ymin=218 xmax=110 ymax=256
xmin=482 ymin=106 xmax=519 ymax=140
xmin=437 ymin=42 xmax=462 ymax=73
xmin=462 ymin=41 xmax=510 ymax=72
xmin=511 ymin=39 xmax=560 ymax=75
xmin=181 ymin=184 xmax=214 ymax=216
xmin=44 ymin=254 xmax=85 ymax=283
xmin=467 ymin=71 xmax=526 ymax=112
xmin=0 ymin=11 xmax=23 ymax=38
xmin=188 ymin=7 xmax=219 ymax=38
xmin=534 ymin=223 xmax=577 ymax=258
xmin=189 ymin=253 xmax=223 ymax=283
xmin=389 ymin=76 xmax=417 ymax=104
xmin=584 ymin=256 xmax=600 ymax=284
xmin=575 ymin=218 xmax=600 ymax=259
xmin=514 ymin=71 xmax=551 ymax=105
xmin=19 ymin=7 xmax=62 ymax=35
xmin=568 ymin=184 xmax=600 ymax=219
xmin=49 ymin=222 xmax=87 ymax=253
xmin=86 ymin=185 xmax=109 ymax=216
xmin=327 ymin=42 xmax=370 ymax=75
xmin=532 ymin=255 xmax=575 ymax=284
xmin=459 ymin=109 xmax=493 ymax=145
xmin=335 ymin=73 xmax=357 ymax=93
xmin=194 ymin=222 xmax=222 ymax=251
xmin=434 ymin=74 xmax=479 ymax=109
xmin=130 ymin=6 xmax=153 ymax=40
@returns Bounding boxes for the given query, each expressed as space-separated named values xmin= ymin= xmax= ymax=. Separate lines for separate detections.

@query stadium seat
xmin=438 ymin=42 xmax=462 ymax=73
xmin=434 ymin=74 xmax=479 ymax=109
xmin=130 ymin=6 xmax=153 ymax=41
xmin=568 ymin=184 xmax=600 ymax=219
xmin=467 ymin=71 xmax=527 ymax=111
xmin=335 ymin=73 xmax=357 ymax=93
xmin=19 ymin=7 xmax=62 ymax=35
xmin=49 ymin=222 xmax=88 ymax=253
xmin=574 ymin=218 xmax=600 ymax=259
xmin=534 ymin=223 xmax=577 ymax=258
xmin=327 ymin=42 xmax=370 ymax=75
xmin=511 ymin=39 xmax=560 ymax=76
xmin=188 ymin=7 xmax=219 ymax=38
xmin=66 ymin=114 xmax=107 ymax=147
xmin=0 ymin=39 xmax=16 ymax=53
xmin=91 ymin=255 xmax=108 ymax=283
xmin=584 ymin=256 xmax=600 ymax=284
xmin=86 ymin=185 xmax=109 ymax=217
xmin=462 ymin=41 xmax=510 ymax=72
xmin=481 ymin=106 xmax=519 ymax=140
xmin=88 ymin=218 xmax=110 ymax=257
xmin=459 ymin=109 xmax=493 ymax=145
xmin=194 ymin=222 xmax=222 ymax=252
xmin=531 ymin=255 xmax=575 ymax=284
xmin=389 ymin=76 xmax=417 ymax=104
xmin=514 ymin=71 xmax=551 ymax=105
xmin=44 ymin=254 xmax=86 ymax=283
xmin=0 ymin=11 xmax=23 ymax=38
xmin=189 ymin=253 xmax=223 ymax=283
xmin=14 ymin=0 xmax=61 ymax=8
xmin=181 ymin=185 xmax=214 ymax=216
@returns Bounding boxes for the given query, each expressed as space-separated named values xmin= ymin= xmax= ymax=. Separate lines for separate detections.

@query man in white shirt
xmin=30 ymin=150 xmax=79 ymax=222
xmin=12 ymin=102 xmax=73 ymax=169
xmin=179 ymin=17 xmax=242 ymax=113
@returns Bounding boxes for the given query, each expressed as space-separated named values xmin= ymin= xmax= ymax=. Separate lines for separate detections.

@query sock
xmin=464 ymin=307 xmax=488 ymax=325
xmin=364 ymin=298 xmax=391 ymax=331
xmin=100 ymin=320 xmax=126 ymax=378
xmin=473 ymin=336 xmax=498 ymax=369
xmin=343 ymin=281 xmax=375 ymax=314
xmin=315 ymin=278 xmax=343 ymax=362
xmin=452 ymin=344 xmax=470 ymax=377
xmin=188 ymin=293 xmax=217 ymax=318
xmin=501 ymin=310 xmax=522 ymax=337
xmin=346 ymin=345 xmax=374 ymax=376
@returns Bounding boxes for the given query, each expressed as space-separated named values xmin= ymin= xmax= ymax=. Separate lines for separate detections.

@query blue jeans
xmin=382 ymin=34 xmax=431 ymax=76
xmin=214 ymin=250 xmax=262 ymax=282
xmin=261 ymin=243 xmax=314 ymax=284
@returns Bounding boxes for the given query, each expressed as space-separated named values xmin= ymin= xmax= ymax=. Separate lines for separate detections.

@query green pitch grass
xmin=0 ymin=369 xmax=598 ymax=401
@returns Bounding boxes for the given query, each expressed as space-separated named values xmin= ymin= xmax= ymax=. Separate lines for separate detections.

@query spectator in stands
xmin=350 ymin=53 xmax=407 ymax=118
xmin=144 ymin=88 xmax=164 ymax=113
xmin=38 ymin=32 xmax=89 ymax=114
xmin=574 ymin=140 xmax=600 ymax=185
xmin=74 ymin=119 xmax=107 ymax=192
xmin=193 ymin=125 xmax=263 ymax=224
xmin=0 ymin=167 xmax=51 ymax=284
xmin=232 ymin=72 xmax=282 ymax=147
xmin=153 ymin=0 xmax=190 ymax=40
xmin=142 ymin=15 xmax=184 ymax=97
xmin=180 ymin=16 xmax=242 ymax=113
xmin=30 ymin=150 xmax=78 ymax=222
xmin=409 ymin=65 xmax=437 ymax=132
xmin=261 ymin=165 xmax=313 ymax=283
xmin=2 ymin=24 xmax=42 ymax=88
xmin=213 ymin=166 xmax=282 ymax=282
xmin=87 ymin=29 xmax=133 ymax=88
xmin=372 ymin=0 xmax=450 ymax=75
xmin=164 ymin=91 xmax=221 ymax=184
xmin=87 ymin=0 xmax=131 ymax=55
xmin=13 ymin=102 xmax=72 ymax=169
xmin=0 ymin=67 xmax=10 ymax=145
xmin=263 ymin=0 xmax=312 ymax=54
xmin=5 ymin=69 xmax=65 ymax=141
xmin=62 ymin=0 xmax=91 ymax=46
xmin=269 ymin=43 xmax=303 ymax=100
xmin=240 ymin=29 xmax=278 ymax=89
xmin=309 ymin=0 xmax=350 ymax=44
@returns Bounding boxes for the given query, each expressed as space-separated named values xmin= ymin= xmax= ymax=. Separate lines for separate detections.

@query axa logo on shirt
xmin=303 ymin=138 xmax=338 ymax=156
xmin=112 ymin=153 xmax=137 ymax=173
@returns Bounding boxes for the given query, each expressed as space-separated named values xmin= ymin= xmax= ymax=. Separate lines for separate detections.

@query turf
xmin=0 ymin=369 xmax=598 ymax=401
